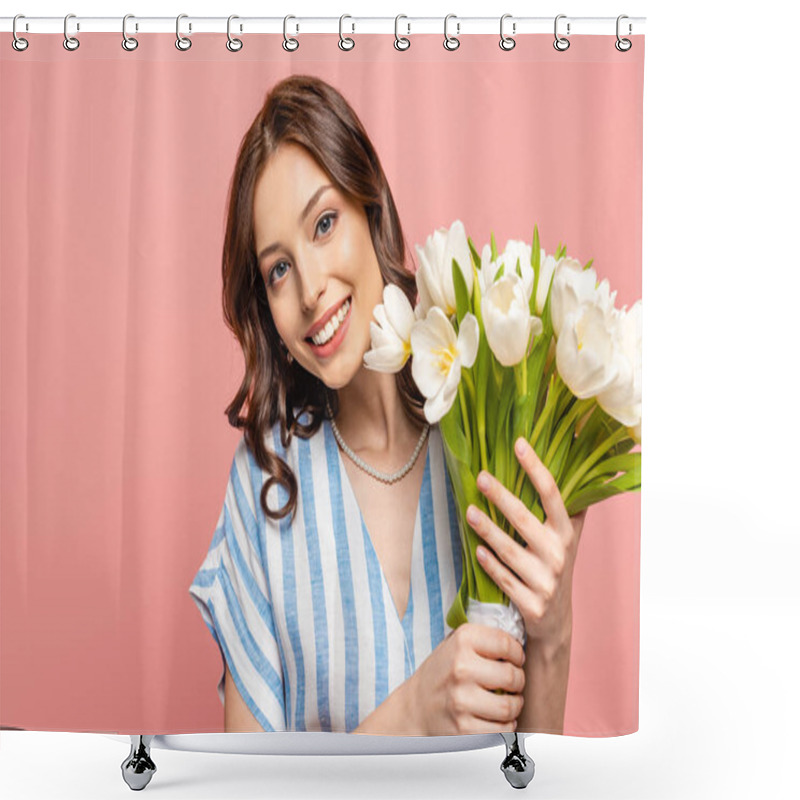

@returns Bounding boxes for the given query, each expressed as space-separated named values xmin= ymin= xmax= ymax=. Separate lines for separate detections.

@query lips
xmin=305 ymin=296 xmax=351 ymax=341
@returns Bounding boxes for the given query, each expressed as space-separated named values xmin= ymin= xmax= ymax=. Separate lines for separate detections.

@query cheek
xmin=267 ymin=302 xmax=291 ymax=343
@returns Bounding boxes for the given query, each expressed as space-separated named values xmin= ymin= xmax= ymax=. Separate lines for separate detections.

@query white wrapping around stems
xmin=466 ymin=598 xmax=526 ymax=646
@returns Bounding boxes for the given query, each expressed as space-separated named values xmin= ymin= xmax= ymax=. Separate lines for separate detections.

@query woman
xmin=189 ymin=75 xmax=586 ymax=736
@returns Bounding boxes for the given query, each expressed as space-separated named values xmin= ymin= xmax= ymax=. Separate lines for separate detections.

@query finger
xmin=475 ymin=471 xmax=549 ymax=556
xmin=476 ymin=543 xmax=548 ymax=620
xmin=514 ymin=437 xmax=571 ymax=537
xmin=466 ymin=684 xmax=525 ymax=725
xmin=471 ymin=654 xmax=526 ymax=694
xmin=468 ymin=503 xmax=553 ymax=592
xmin=466 ymin=625 xmax=526 ymax=668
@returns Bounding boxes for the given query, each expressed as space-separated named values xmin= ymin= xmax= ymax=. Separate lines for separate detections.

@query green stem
xmin=462 ymin=369 xmax=476 ymax=411
xmin=562 ymin=425 xmax=631 ymax=506
xmin=544 ymin=397 xmax=594 ymax=465
xmin=458 ymin=380 xmax=470 ymax=449
xmin=512 ymin=372 xmax=561 ymax=500
xmin=475 ymin=370 xmax=499 ymax=529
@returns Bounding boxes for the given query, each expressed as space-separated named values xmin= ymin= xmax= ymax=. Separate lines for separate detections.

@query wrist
xmin=399 ymin=671 xmax=426 ymax=735
xmin=529 ymin=619 xmax=572 ymax=665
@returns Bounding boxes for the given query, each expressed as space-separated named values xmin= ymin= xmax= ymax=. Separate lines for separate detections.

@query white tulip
xmin=410 ymin=307 xmax=479 ymax=424
xmin=501 ymin=240 xmax=534 ymax=303
xmin=481 ymin=274 xmax=543 ymax=367
xmin=550 ymin=258 xmax=601 ymax=338
xmin=414 ymin=220 xmax=474 ymax=319
xmin=535 ymin=250 xmax=559 ymax=316
xmin=478 ymin=244 xmax=501 ymax=296
xmin=478 ymin=240 xmax=535 ymax=306
xmin=555 ymin=303 xmax=620 ymax=399
xmin=596 ymin=301 xmax=642 ymax=427
xmin=363 ymin=284 xmax=416 ymax=374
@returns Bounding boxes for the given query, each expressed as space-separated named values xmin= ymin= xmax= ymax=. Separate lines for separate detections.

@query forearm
xmin=352 ymin=679 xmax=422 ymax=735
xmin=516 ymin=625 xmax=572 ymax=734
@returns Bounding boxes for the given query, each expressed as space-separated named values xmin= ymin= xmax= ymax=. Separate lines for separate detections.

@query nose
xmin=297 ymin=251 xmax=327 ymax=314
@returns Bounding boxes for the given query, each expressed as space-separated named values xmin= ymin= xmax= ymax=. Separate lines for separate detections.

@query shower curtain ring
xmin=615 ymin=15 xmax=632 ymax=52
xmin=226 ymin=15 xmax=243 ymax=52
xmin=339 ymin=15 xmax=355 ymax=51
xmin=443 ymin=14 xmax=460 ymax=51
xmin=499 ymin=14 xmax=516 ymax=51
xmin=63 ymin=13 xmax=80 ymax=51
xmin=12 ymin=14 xmax=29 ymax=52
xmin=122 ymin=14 xmax=139 ymax=51
xmin=283 ymin=15 xmax=299 ymax=51
xmin=394 ymin=15 xmax=410 ymax=51
xmin=553 ymin=14 xmax=570 ymax=51
xmin=175 ymin=14 xmax=192 ymax=51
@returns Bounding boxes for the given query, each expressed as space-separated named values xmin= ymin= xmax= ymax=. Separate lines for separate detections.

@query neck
xmin=332 ymin=367 xmax=420 ymax=456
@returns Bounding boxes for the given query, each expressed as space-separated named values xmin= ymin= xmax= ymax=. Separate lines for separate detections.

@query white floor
xmin=2 ymin=598 xmax=797 ymax=799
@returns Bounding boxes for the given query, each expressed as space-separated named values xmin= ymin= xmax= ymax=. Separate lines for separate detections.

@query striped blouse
xmin=188 ymin=411 xmax=463 ymax=732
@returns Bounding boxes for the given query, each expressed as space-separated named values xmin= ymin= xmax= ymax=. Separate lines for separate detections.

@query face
xmin=253 ymin=142 xmax=384 ymax=390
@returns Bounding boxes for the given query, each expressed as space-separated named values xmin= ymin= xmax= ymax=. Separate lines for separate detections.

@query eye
xmin=267 ymin=260 xmax=289 ymax=286
xmin=316 ymin=211 xmax=337 ymax=237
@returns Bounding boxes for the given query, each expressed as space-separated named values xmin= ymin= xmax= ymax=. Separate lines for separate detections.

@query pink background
xmin=1 ymin=33 xmax=643 ymax=735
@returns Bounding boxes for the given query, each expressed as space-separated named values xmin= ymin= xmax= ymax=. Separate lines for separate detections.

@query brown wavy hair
xmin=220 ymin=75 xmax=425 ymax=525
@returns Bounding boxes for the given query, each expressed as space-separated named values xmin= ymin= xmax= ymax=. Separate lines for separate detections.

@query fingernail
xmin=466 ymin=505 xmax=478 ymax=524
xmin=477 ymin=472 xmax=489 ymax=491
xmin=515 ymin=438 xmax=527 ymax=457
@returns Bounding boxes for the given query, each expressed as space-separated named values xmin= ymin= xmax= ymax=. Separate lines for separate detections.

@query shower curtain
xmin=0 ymin=28 xmax=644 ymax=737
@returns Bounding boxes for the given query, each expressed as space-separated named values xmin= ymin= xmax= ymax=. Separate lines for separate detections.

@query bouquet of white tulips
xmin=363 ymin=220 xmax=641 ymax=632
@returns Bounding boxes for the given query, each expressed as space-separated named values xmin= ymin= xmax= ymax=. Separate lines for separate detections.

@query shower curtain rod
xmin=1 ymin=15 xmax=645 ymax=36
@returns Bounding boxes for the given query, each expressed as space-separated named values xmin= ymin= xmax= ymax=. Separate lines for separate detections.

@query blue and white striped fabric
xmin=188 ymin=411 xmax=463 ymax=732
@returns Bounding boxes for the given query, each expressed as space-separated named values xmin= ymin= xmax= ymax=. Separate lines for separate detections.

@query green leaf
xmin=581 ymin=452 xmax=641 ymax=486
xmin=446 ymin=582 xmax=468 ymax=629
xmin=467 ymin=237 xmax=482 ymax=270
xmin=537 ymin=268 xmax=555 ymax=332
xmin=493 ymin=369 xmax=517 ymax=463
xmin=452 ymin=257 xmax=470 ymax=326
xmin=565 ymin=468 xmax=641 ymax=516
xmin=490 ymin=231 xmax=498 ymax=262
xmin=494 ymin=262 xmax=505 ymax=282
xmin=583 ymin=258 xmax=594 ymax=271
xmin=439 ymin=405 xmax=471 ymax=465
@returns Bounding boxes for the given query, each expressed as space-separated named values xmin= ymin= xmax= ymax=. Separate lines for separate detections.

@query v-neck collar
xmin=327 ymin=418 xmax=432 ymax=628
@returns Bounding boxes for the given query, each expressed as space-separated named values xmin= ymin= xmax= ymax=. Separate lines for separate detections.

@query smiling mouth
xmin=305 ymin=296 xmax=352 ymax=347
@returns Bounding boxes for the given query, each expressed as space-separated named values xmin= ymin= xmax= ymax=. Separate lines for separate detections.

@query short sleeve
xmin=188 ymin=437 xmax=287 ymax=732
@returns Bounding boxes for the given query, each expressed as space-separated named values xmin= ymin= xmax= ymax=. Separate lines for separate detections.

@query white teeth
xmin=311 ymin=298 xmax=350 ymax=346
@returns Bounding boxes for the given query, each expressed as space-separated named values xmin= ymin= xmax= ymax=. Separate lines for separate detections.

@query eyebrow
xmin=257 ymin=184 xmax=333 ymax=264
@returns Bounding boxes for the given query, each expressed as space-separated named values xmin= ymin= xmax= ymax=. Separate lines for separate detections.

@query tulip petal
xmin=383 ymin=283 xmax=415 ymax=342
xmin=368 ymin=319 xmax=396 ymax=350
xmin=363 ymin=344 xmax=408 ymax=373
xmin=424 ymin=358 xmax=461 ymax=424
xmin=456 ymin=313 xmax=479 ymax=369
xmin=410 ymin=321 xmax=448 ymax=398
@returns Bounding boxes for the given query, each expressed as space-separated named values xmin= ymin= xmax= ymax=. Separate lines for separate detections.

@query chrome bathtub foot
xmin=499 ymin=732 xmax=535 ymax=789
xmin=121 ymin=735 xmax=156 ymax=791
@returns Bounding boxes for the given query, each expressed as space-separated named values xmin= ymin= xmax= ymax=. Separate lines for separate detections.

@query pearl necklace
xmin=326 ymin=399 xmax=429 ymax=484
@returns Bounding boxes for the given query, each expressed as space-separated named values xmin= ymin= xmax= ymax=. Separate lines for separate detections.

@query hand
xmin=405 ymin=623 xmax=526 ymax=736
xmin=467 ymin=437 xmax=588 ymax=647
